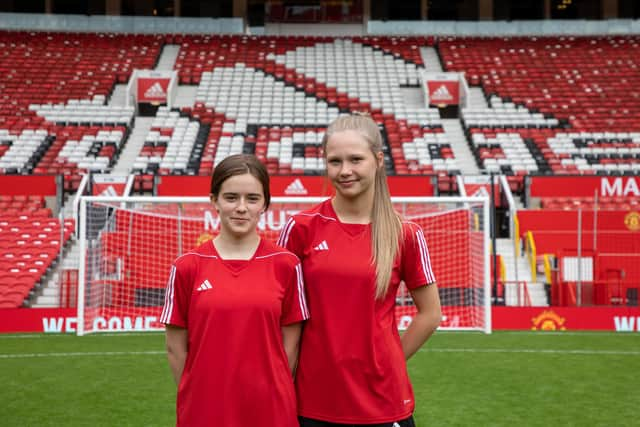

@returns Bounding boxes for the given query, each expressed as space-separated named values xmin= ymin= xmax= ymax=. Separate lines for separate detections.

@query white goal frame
xmin=77 ymin=196 xmax=491 ymax=335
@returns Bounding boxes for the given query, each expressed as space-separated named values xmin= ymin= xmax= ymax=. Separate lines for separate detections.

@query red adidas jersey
xmin=160 ymin=238 xmax=309 ymax=427
xmin=277 ymin=199 xmax=435 ymax=424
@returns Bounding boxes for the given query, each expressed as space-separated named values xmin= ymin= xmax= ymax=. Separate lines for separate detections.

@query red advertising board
xmin=518 ymin=209 xmax=640 ymax=232
xmin=0 ymin=175 xmax=58 ymax=196
xmin=1 ymin=306 xmax=639 ymax=333
xmin=137 ymin=77 xmax=170 ymax=104
xmin=427 ymin=80 xmax=460 ymax=106
xmin=156 ymin=176 xmax=435 ymax=197
xmin=529 ymin=176 xmax=640 ymax=198
xmin=492 ymin=306 xmax=640 ymax=332
xmin=92 ymin=175 xmax=128 ymax=196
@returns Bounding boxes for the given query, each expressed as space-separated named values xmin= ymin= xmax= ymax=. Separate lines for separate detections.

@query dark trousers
xmin=299 ymin=415 xmax=416 ymax=427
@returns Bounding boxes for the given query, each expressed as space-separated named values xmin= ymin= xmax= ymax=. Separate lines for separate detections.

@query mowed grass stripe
xmin=1 ymin=331 xmax=638 ymax=427
xmin=2 ymin=346 xmax=639 ymax=359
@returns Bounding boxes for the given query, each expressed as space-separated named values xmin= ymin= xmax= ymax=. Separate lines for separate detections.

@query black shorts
xmin=299 ymin=415 xmax=416 ymax=427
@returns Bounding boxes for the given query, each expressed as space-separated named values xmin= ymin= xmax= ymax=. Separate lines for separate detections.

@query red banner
xmin=0 ymin=308 xmax=163 ymax=334
xmin=156 ymin=176 xmax=435 ymax=197
xmin=0 ymin=175 xmax=58 ymax=196
xmin=92 ymin=175 xmax=128 ymax=196
xmin=529 ymin=176 xmax=640 ymax=198
xmin=137 ymin=77 xmax=170 ymax=103
xmin=2 ymin=306 xmax=639 ymax=333
xmin=427 ymin=80 xmax=460 ymax=106
xmin=492 ymin=306 xmax=640 ymax=331
xmin=463 ymin=183 xmax=500 ymax=206
xmin=518 ymin=210 xmax=640 ymax=232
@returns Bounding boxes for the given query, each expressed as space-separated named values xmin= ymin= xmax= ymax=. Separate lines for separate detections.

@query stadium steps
xmin=111 ymin=117 xmax=154 ymax=174
xmin=420 ymin=47 xmax=444 ymax=72
xmin=400 ymin=87 xmax=426 ymax=110
xmin=174 ymin=85 xmax=198 ymax=108
xmin=154 ymin=44 xmax=180 ymax=71
xmin=108 ymin=84 xmax=128 ymax=108
xmin=32 ymin=237 xmax=79 ymax=307
xmin=466 ymin=87 xmax=488 ymax=109
xmin=496 ymin=238 xmax=549 ymax=307
xmin=441 ymin=119 xmax=479 ymax=174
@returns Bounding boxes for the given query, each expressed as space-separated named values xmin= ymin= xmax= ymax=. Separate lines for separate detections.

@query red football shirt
xmin=160 ymin=238 xmax=309 ymax=427
xmin=277 ymin=199 xmax=435 ymax=424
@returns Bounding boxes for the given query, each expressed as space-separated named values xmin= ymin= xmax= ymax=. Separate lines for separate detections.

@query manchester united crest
xmin=624 ymin=211 xmax=640 ymax=231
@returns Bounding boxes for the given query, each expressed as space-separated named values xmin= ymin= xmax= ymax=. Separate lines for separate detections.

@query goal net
xmin=77 ymin=196 xmax=490 ymax=335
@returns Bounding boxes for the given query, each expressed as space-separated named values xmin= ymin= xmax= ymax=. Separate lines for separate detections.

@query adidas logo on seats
xmin=144 ymin=82 xmax=167 ymax=99
xmin=431 ymin=84 xmax=453 ymax=101
xmin=284 ymin=178 xmax=308 ymax=195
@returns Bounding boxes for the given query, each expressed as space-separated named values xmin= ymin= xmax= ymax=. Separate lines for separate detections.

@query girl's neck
xmin=332 ymin=192 xmax=374 ymax=224
xmin=213 ymin=234 xmax=260 ymax=260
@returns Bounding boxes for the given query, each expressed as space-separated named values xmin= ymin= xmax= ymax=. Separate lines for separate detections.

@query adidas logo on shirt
xmin=197 ymin=279 xmax=213 ymax=292
xmin=284 ymin=178 xmax=308 ymax=195
xmin=144 ymin=82 xmax=167 ymax=99
xmin=430 ymin=84 xmax=453 ymax=101
xmin=313 ymin=240 xmax=329 ymax=251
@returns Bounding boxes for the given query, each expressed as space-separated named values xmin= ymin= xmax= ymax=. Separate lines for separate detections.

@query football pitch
xmin=1 ymin=331 xmax=638 ymax=427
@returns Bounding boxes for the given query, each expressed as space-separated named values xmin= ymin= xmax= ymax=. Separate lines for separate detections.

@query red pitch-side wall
xmin=2 ymin=307 xmax=640 ymax=333
xmin=0 ymin=175 xmax=58 ymax=196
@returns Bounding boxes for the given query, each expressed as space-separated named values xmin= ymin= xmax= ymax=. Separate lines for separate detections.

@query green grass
xmin=1 ymin=331 xmax=639 ymax=426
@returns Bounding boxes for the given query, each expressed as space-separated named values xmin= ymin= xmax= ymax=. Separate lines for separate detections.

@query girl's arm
xmin=401 ymin=283 xmax=442 ymax=360
xmin=281 ymin=323 xmax=303 ymax=375
xmin=165 ymin=325 xmax=188 ymax=385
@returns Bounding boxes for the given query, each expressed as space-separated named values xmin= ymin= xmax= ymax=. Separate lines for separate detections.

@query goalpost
xmin=76 ymin=196 xmax=491 ymax=335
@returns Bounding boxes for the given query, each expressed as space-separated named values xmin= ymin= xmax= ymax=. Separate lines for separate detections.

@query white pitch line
xmin=0 ymin=332 xmax=163 ymax=339
xmin=0 ymin=351 xmax=165 ymax=359
xmin=1 ymin=347 xmax=639 ymax=360
xmin=420 ymin=348 xmax=640 ymax=356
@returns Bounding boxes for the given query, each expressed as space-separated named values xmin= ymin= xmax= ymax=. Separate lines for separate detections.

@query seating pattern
xmin=175 ymin=35 xmax=445 ymax=178
xmin=0 ymin=31 xmax=161 ymax=123
xmin=133 ymin=107 xmax=204 ymax=175
xmin=540 ymin=196 xmax=640 ymax=210
xmin=32 ymin=99 xmax=134 ymax=127
xmin=0 ymin=215 xmax=74 ymax=308
xmin=0 ymin=129 xmax=50 ymax=174
xmin=462 ymin=96 xmax=559 ymax=128
xmin=442 ymin=36 xmax=640 ymax=177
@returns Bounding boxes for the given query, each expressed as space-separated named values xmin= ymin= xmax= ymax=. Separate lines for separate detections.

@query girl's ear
xmin=376 ymin=151 xmax=384 ymax=168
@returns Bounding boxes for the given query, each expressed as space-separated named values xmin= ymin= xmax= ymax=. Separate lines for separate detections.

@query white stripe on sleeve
xmin=415 ymin=229 xmax=436 ymax=284
xmin=160 ymin=265 xmax=176 ymax=324
xmin=295 ymin=263 xmax=309 ymax=319
xmin=277 ymin=218 xmax=296 ymax=248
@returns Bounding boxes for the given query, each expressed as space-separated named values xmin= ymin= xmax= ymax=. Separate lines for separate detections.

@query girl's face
xmin=324 ymin=130 xmax=383 ymax=201
xmin=213 ymin=173 xmax=265 ymax=240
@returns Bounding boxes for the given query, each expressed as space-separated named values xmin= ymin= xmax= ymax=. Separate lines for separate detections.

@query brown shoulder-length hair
xmin=210 ymin=154 xmax=271 ymax=209
xmin=321 ymin=113 xmax=403 ymax=300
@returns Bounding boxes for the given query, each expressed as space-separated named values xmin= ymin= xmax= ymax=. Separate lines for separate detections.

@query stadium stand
xmin=441 ymin=36 xmax=640 ymax=182
xmin=1 ymin=24 xmax=639 ymax=309
xmin=0 ymin=214 xmax=74 ymax=307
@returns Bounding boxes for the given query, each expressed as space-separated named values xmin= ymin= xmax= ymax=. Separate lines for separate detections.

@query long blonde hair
xmin=322 ymin=114 xmax=403 ymax=299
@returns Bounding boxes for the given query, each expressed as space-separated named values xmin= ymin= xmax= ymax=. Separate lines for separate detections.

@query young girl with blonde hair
xmin=278 ymin=114 xmax=442 ymax=426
